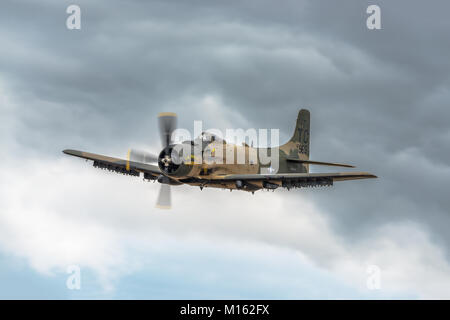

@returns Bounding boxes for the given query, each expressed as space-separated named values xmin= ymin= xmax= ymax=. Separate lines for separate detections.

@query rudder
xmin=288 ymin=109 xmax=310 ymax=159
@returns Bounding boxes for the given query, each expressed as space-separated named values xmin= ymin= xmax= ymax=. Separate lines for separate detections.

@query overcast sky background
xmin=1 ymin=0 xmax=450 ymax=299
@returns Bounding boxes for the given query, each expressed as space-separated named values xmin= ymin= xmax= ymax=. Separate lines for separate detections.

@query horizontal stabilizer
xmin=286 ymin=157 xmax=355 ymax=168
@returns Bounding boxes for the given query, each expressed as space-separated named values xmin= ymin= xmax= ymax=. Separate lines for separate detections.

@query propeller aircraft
xmin=63 ymin=109 xmax=377 ymax=208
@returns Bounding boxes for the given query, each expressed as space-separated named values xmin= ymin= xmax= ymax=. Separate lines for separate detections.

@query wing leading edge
xmin=219 ymin=172 xmax=377 ymax=182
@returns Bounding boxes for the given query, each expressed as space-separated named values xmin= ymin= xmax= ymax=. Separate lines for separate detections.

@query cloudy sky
xmin=1 ymin=0 xmax=450 ymax=299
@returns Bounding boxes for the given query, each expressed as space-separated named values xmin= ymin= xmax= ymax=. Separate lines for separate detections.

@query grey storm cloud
xmin=1 ymin=0 xmax=450 ymax=286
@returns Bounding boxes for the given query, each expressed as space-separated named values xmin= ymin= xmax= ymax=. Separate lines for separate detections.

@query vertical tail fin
xmin=287 ymin=109 xmax=310 ymax=158
xmin=278 ymin=109 xmax=310 ymax=173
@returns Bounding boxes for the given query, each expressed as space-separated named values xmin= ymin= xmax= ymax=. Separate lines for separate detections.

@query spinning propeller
xmin=127 ymin=112 xmax=178 ymax=209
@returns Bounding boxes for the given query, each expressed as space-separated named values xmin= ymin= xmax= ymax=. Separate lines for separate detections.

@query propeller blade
xmin=127 ymin=149 xmax=158 ymax=164
xmin=158 ymin=112 xmax=177 ymax=148
xmin=156 ymin=112 xmax=177 ymax=209
xmin=156 ymin=184 xmax=171 ymax=209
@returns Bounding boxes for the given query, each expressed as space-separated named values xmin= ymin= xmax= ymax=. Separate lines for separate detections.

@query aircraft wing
xmin=63 ymin=149 xmax=161 ymax=178
xmin=218 ymin=172 xmax=377 ymax=187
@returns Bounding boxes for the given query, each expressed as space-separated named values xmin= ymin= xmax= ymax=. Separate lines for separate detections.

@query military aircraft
xmin=63 ymin=109 xmax=376 ymax=208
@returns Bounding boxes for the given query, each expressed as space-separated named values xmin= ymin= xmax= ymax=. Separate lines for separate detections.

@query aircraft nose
xmin=158 ymin=145 xmax=182 ymax=174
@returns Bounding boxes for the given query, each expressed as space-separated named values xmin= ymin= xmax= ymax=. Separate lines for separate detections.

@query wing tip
xmin=361 ymin=173 xmax=378 ymax=179
xmin=63 ymin=149 xmax=79 ymax=156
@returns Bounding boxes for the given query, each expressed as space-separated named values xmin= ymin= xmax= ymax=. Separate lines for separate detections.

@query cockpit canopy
xmin=194 ymin=131 xmax=224 ymax=144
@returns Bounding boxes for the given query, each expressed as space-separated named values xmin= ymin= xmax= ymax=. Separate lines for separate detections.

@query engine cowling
xmin=158 ymin=145 xmax=194 ymax=178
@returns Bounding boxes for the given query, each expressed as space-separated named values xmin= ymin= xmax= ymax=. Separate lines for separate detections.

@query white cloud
xmin=1 ymin=152 xmax=450 ymax=298
xmin=1 ymin=0 xmax=450 ymax=299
